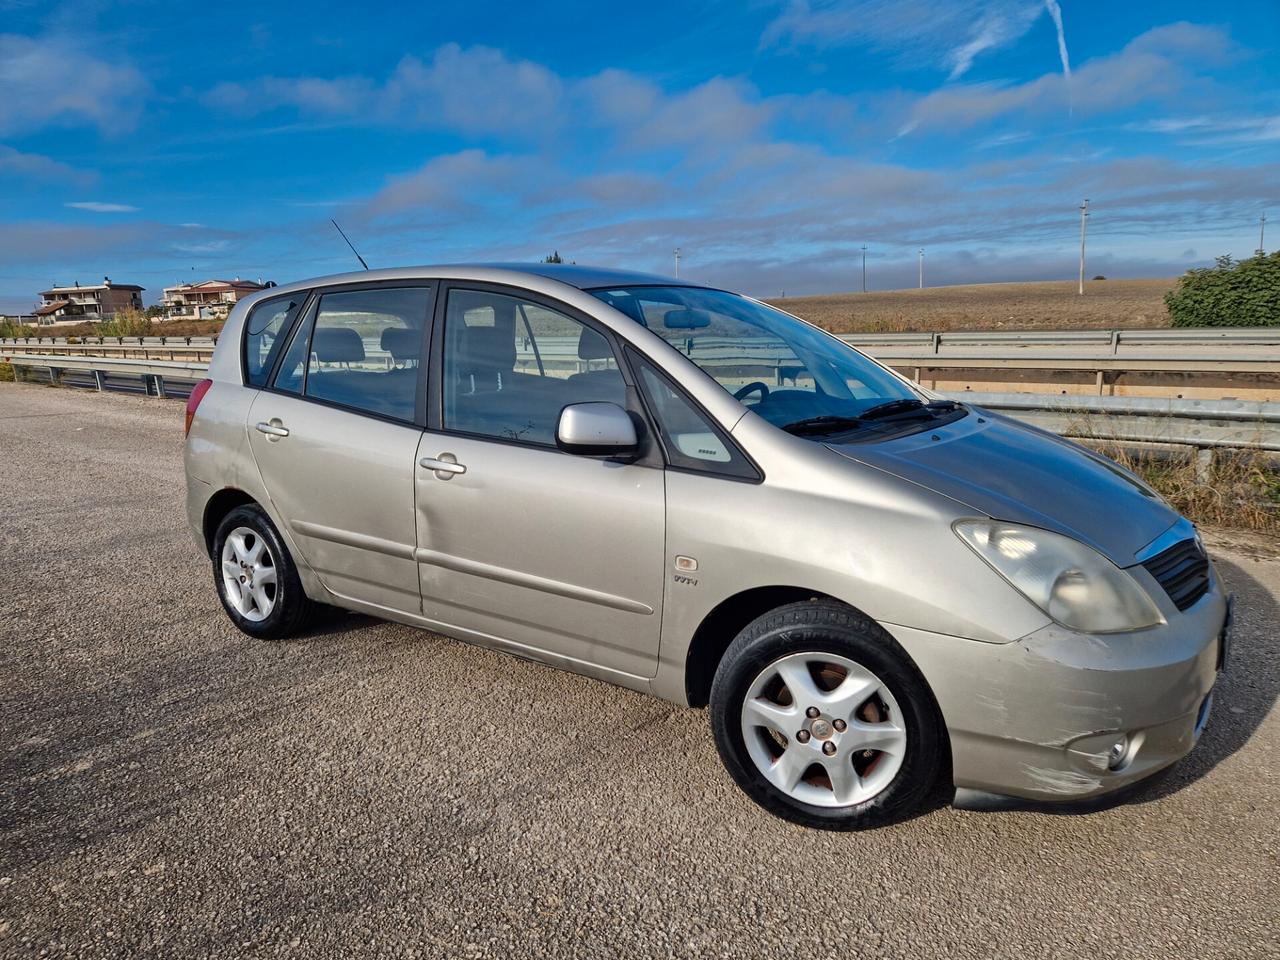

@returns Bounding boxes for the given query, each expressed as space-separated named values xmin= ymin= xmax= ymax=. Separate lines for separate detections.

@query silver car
xmin=184 ymin=264 xmax=1230 ymax=829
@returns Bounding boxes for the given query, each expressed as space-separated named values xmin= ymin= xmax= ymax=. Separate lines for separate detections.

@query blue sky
xmin=0 ymin=0 xmax=1277 ymax=312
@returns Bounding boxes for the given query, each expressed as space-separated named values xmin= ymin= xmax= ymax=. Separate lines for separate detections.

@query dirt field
xmin=769 ymin=278 xmax=1177 ymax=334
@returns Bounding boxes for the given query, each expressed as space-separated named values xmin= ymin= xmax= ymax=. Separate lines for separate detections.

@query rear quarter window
xmin=243 ymin=294 xmax=302 ymax=387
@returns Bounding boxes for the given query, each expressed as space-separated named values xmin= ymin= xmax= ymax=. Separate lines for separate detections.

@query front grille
xmin=1142 ymin=538 xmax=1210 ymax=611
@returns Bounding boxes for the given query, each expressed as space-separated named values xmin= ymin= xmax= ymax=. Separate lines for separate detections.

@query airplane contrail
xmin=1043 ymin=0 xmax=1072 ymax=111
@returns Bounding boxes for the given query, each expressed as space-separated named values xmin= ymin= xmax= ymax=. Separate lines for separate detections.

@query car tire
xmin=212 ymin=504 xmax=322 ymax=640
xmin=710 ymin=599 xmax=946 ymax=830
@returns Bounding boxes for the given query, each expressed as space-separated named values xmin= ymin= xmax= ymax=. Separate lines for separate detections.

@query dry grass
xmin=769 ymin=278 xmax=1176 ymax=334
xmin=0 ymin=362 xmax=14 ymax=382
xmin=1105 ymin=447 xmax=1280 ymax=533
xmin=11 ymin=318 xmax=224 ymax=339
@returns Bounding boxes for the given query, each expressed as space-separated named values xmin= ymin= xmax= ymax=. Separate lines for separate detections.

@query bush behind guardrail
xmin=1166 ymin=252 xmax=1280 ymax=327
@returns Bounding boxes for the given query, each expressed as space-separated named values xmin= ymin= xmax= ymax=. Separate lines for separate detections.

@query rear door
xmin=246 ymin=283 xmax=434 ymax=614
xmin=413 ymin=284 xmax=666 ymax=679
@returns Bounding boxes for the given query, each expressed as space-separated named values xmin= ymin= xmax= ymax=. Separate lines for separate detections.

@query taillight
xmin=185 ymin=378 xmax=214 ymax=437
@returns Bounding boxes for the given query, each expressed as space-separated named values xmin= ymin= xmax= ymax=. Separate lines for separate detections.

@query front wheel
xmin=710 ymin=600 xmax=946 ymax=830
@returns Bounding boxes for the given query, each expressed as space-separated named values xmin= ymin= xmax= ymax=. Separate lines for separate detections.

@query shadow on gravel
xmin=956 ymin=556 xmax=1277 ymax=816
xmin=0 ymin=615 xmax=371 ymax=872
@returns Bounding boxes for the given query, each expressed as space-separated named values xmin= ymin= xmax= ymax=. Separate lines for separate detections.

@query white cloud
xmin=761 ymin=0 xmax=1049 ymax=79
xmin=900 ymin=23 xmax=1234 ymax=133
xmin=206 ymin=44 xmax=563 ymax=138
xmin=66 ymin=201 xmax=139 ymax=213
xmin=0 ymin=145 xmax=94 ymax=185
xmin=1131 ymin=114 xmax=1280 ymax=145
xmin=0 ymin=33 xmax=149 ymax=135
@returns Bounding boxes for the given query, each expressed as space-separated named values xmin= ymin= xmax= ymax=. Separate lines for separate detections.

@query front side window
xmin=591 ymin=286 xmax=960 ymax=440
xmin=631 ymin=351 xmax=757 ymax=480
xmin=243 ymin=295 xmax=301 ymax=387
xmin=442 ymin=289 xmax=625 ymax=446
xmin=272 ymin=286 xmax=430 ymax=422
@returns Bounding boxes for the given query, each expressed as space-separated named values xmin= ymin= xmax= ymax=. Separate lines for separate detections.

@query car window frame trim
xmin=425 ymin=280 xmax=664 ymax=468
xmin=259 ymin=279 xmax=437 ymax=430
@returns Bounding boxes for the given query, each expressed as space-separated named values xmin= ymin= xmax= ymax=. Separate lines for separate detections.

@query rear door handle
xmin=255 ymin=420 xmax=289 ymax=439
xmin=420 ymin=454 xmax=467 ymax=479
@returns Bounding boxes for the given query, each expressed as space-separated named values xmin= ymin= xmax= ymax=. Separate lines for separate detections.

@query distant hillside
xmin=767 ymin=278 xmax=1176 ymax=333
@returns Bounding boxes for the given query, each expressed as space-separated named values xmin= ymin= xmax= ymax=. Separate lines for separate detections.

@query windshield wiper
xmin=780 ymin=415 xmax=867 ymax=436
xmin=859 ymin=398 xmax=927 ymax=421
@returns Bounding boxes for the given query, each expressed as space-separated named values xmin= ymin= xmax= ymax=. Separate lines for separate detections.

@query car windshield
xmin=589 ymin=286 xmax=941 ymax=438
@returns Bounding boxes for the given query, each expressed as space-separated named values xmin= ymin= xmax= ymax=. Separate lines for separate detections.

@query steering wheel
xmin=734 ymin=381 xmax=770 ymax=404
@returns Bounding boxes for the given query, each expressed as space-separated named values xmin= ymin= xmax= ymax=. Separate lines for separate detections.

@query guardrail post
xmin=154 ymin=374 xmax=167 ymax=398
xmin=93 ymin=370 xmax=105 ymax=391
xmin=1195 ymin=448 xmax=1213 ymax=483
xmin=47 ymin=366 xmax=61 ymax=385
xmin=931 ymin=332 xmax=940 ymax=354
xmin=1110 ymin=330 xmax=1120 ymax=354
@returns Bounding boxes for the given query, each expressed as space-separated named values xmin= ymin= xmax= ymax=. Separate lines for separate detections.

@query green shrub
xmin=0 ymin=318 xmax=32 ymax=338
xmin=98 ymin=309 xmax=153 ymax=338
xmin=1165 ymin=251 xmax=1280 ymax=327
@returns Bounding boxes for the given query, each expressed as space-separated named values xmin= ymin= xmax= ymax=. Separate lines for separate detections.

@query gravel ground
xmin=1 ymin=382 xmax=1277 ymax=960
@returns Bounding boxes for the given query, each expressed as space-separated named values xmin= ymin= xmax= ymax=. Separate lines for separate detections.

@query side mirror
xmin=557 ymin=402 xmax=638 ymax=456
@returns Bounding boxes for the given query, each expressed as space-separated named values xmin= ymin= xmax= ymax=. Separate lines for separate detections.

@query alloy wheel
xmin=219 ymin=526 xmax=278 ymax=623
xmin=740 ymin=651 xmax=907 ymax=807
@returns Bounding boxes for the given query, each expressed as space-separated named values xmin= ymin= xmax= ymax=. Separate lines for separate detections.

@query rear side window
xmin=630 ymin=350 xmax=758 ymax=480
xmin=243 ymin=295 xmax=301 ymax=387
xmin=291 ymin=286 xmax=431 ymax=422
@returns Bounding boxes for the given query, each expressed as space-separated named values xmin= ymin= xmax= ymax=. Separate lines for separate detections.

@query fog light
xmin=1107 ymin=735 xmax=1130 ymax=771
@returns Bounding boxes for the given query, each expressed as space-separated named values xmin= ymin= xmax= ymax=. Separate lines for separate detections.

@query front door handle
xmin=255 ymin=420 xmax=289 ymax=440
xmin=420 ymin=453 xmax=467 ymax=480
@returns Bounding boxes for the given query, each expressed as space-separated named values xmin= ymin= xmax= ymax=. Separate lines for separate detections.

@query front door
xmin=414 ymin=286 xmax=665 ymax=679
xmin=247 ymin=283 xmax=433 ymax=614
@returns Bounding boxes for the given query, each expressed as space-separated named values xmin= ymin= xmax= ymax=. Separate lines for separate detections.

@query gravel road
xmin=2 ymin=381 xmax=1277 ymax=959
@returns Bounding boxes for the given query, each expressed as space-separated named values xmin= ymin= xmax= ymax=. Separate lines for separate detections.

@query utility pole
xmin=1078 ymin=198 xmax=1090 ymax=295
xmin=1260 ymin=212 xmax=1267 ymax=256
xmin=673 ymin=247 xmax=681 ymax=279
xmin=861 ymin=244 xmax=868 ymax=293
xmin=918 ymin=248 xmax=924 ymax=289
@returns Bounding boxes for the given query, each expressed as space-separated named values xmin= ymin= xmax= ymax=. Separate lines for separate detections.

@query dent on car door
xmin=413 ymin=285 xmax=666 ymax=680
xmin=245 ymin=284 xmax=433 ymax=614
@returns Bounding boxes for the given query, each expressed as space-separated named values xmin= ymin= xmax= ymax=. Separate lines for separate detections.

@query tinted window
xmin=443 ymin=289 xmax=625 ymax=446
xmin=290 ymin=287 xmax=429 ymax=422
xmin=591 ymin=286 xmax=927 ymax=439
xmin=243 ymin=295 xmax=300 ymax=387
xmin=272 ymin=301 xmax=316 ymax=396
xmin=631 ymin=351 xmax=757 ymax=480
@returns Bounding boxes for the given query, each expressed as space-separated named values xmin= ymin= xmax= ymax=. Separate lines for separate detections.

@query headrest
xmin=380 ymin=326 xmax=420 ymax=362
xmin=577 ymin=327 xmax=612 ymax=360
xmin=312 ymin=326 xmax=365 ymax=363
xmin=458 ymin=324 xmax=515 ymax=371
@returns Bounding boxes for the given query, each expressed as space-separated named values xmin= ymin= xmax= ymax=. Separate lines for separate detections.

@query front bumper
xmin=887 ymin=574 xmax=1230 ymax=802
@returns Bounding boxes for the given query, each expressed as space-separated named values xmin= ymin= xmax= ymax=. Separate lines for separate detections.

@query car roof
xmin=255 ymin=263 xmax=697 ymax=300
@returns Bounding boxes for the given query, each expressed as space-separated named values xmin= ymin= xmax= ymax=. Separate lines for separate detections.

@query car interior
xmin=443 ymin=293 xmax=627 ymax=445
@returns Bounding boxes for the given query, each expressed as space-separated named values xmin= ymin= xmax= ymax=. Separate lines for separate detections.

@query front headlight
xmin=954 ymin=520 xmax=1163 ymax=633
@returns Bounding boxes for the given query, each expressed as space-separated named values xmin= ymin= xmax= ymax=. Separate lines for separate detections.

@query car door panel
xmin=247 ymin=392 xmax=423 ymax=612
xmin=414 ymin=434 xmax=665 ymax=678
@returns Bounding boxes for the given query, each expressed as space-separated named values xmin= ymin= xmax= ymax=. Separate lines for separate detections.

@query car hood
xmin=825 ymin=409 xmax=1179 ymax=566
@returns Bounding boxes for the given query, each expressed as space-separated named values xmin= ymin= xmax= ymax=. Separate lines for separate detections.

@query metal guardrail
xmin=5 ymin=354 xmax=206 ymax=399
xmin=7 ymin=352 xmax=1279 ymax=457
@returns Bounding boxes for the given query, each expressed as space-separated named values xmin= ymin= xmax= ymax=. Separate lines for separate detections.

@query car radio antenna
xmin=331 ymin=219 xmax=370 ymax=270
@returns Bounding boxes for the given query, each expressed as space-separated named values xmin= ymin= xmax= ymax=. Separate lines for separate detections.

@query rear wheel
xmin=212 ymin=504 xmax=321 ymax=640
xmin=710 ymin=600 xmax=945 ymax=829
